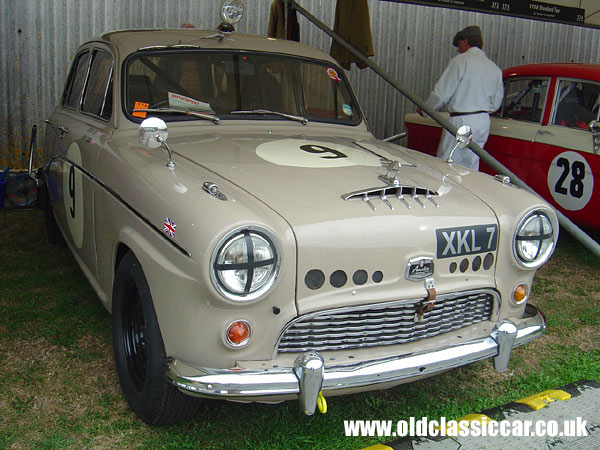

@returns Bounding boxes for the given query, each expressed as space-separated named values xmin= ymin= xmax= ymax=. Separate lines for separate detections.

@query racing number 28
xmin=554 ymin=157 xmax=585 ymax=198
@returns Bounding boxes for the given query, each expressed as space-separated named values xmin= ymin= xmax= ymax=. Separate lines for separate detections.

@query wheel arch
xmin=114 ymin=242 xmax=131 ymax=276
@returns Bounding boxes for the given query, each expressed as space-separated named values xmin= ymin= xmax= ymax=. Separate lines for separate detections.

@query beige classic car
xmin=43 ymin=14 xmax=558 ymax=425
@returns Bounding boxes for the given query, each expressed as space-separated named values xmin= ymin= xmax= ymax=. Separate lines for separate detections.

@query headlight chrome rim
xmin=210 ymin=226 xmax=281 ymax=302
xmin=220 ymin=0 xmax=245 ymax=25
xmin=513 ymin=210 xmax=556 ymax=269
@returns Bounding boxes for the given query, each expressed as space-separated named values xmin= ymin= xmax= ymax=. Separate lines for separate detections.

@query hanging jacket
xmin=330 ymin=0 xmax=374 ymax=70
xmin=267 ymin=0 xmax=300 ymax=42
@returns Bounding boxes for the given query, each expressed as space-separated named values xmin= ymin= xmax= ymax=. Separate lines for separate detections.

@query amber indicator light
xmin=513 ymin=284 xmax=528 ymax=304
xmin=227 ymin=320 xmax=251 ymax=346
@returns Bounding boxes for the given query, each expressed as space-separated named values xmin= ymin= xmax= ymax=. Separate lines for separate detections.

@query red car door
xmin=532 ymin=78 xmax=600 ymax=231
xmin=481 ymin=77 xmax=552 ymax=182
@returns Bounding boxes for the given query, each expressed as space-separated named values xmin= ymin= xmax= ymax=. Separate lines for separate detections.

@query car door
xmin=483 ymin=77 xmax=550 ymax=180
xmin=532 ymin=78 xmax=600 ymax=230
xmin=46 ymin=47 xmax=114 ymax=279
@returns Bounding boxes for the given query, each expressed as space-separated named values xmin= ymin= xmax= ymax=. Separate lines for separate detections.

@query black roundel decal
xmin=300 ymin=144 xmax=348 ymax=159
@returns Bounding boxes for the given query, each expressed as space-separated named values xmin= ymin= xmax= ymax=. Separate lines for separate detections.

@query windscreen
xmin=125 ymin=50 xmax=361 ymax=124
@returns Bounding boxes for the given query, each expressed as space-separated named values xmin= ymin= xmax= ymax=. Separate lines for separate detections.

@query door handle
xmin=44 ymin=119 xmax=69 ymax=139
xmin=44 ymin=120 xmax=68 ymax=139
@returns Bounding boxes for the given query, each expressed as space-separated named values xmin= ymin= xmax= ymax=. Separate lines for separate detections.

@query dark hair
xmin=453 ymin=26 xmax=483 ymax=48
xmin=467 ymin=35 xmax=483 ymax=49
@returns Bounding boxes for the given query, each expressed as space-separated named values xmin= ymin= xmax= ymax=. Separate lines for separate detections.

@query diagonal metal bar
xmin=290 ymin=0 xmax=600 ymax=258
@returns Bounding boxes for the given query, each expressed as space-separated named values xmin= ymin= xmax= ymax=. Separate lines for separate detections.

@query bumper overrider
xmin=166 ymin=304 xmax=545 ymax=415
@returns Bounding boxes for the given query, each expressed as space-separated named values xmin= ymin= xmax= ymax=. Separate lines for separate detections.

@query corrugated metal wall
xmin=2 ymin=0 xmax=599 ymax=170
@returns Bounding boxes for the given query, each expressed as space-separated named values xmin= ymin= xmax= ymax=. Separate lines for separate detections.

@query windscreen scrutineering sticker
xmin=327 ymin=67 xmax=341 ymax=82
xmin=132 ymin=101 xmax=149 ymax=118
xmin=256 ymin=139 xmax=381 ymax=168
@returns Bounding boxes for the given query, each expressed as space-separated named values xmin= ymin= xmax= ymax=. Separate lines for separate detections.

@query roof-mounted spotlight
xmin=218 ymin=0 xmax=245 ymax=33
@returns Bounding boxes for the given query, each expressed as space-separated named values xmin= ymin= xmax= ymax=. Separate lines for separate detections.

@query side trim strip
xmin=46 ymin=155 xmax=192 ymax=257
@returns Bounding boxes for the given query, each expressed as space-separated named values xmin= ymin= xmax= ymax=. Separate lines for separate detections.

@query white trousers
xmin=436 ymin=113 xmax=490 ymax=170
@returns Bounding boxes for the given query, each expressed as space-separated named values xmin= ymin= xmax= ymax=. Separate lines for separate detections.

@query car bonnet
xmin=169 ymin=131 xmax=496 ymax=225
xmin=169 ymin=130 xmax=502 ymax=312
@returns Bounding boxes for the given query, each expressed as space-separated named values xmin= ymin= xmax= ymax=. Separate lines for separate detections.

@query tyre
xmin=112 ymin=251 xmax=200 ymax=425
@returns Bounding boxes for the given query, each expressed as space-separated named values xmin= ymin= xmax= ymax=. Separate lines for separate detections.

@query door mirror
xmin=447 ymin=125 xmax=473 ymax=163
xmin=138 ymin=117 xmax=175 ymax=168
xmin=138 ymin=117 xmax=168 ymax=149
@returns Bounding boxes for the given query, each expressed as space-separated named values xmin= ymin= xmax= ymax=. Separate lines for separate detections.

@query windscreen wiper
xmin=133 ymin=108 xmax=220 ymax=124
xmin=231 ymin=109 xmax=308 ymax=125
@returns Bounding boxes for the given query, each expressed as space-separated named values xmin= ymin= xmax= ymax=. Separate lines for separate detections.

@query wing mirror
xmin=447 ymin=125 xmax=473 ymax=163
xmin=589 ymin=120 xmax=600 ymax=154
xmin=138 ymin=117 xmax=175 ymax=169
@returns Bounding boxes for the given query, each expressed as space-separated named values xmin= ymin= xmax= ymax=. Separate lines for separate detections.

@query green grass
xmin=0 ymin=209 xmax=598 ymax=449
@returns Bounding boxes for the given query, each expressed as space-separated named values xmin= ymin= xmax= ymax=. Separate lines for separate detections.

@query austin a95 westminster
xmin=42 ymin=2 xmax=558 ymax=425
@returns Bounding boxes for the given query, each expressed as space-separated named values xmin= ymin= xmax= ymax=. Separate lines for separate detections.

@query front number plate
xmin=436 ymin=224 xmax=498 ymax=258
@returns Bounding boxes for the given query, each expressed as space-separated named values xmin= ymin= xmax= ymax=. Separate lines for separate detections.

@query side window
xmin=62 ymin=52 xmax=91 ymax=109
xmin=500 ymin=78 xmax=548 ymax=123
xmin=552 ymin=80 xmax=600 ymax=129
xmin=81 ymin=50 xmax=113 ymax=120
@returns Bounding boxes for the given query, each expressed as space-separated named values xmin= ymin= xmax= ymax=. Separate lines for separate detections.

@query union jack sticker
xmin=163 ymin=217 xmax=176 ymax=238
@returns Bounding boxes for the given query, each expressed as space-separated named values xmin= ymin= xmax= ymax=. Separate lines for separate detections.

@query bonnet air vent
xmin=342 ymin=185 xmax=439 ymax=211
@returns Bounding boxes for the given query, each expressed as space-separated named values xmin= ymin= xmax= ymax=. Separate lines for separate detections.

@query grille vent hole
xmin=483 ymin=253 xmax=494 ymax=270
xmin=353 ymin=270 xmax=368 ymax=285
xmin=305 ymin=269 xmax=325 ymax=290
xmin=330 ymin=270 xmax=347 ymax=288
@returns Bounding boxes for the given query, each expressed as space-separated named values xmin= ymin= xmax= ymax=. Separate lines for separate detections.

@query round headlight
xmin=211 ymin=227 xmax=280 ymax=302
xmin=514 ymin=210 xmax=556 ymax=268
xmin=220 ymin=0 xmax=245 ymax=25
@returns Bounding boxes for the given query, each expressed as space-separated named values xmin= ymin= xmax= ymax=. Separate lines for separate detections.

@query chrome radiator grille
xmin=277 ymin=290 xmax=497 ymax=353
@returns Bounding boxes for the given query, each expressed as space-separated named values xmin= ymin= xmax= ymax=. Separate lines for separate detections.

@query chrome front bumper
xmin=166 ymin=305 xmax=545 ymax=415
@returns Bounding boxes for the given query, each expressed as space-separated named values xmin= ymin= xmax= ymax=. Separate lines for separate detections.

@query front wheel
xmin=112 ymin=251 xmax=200 ymax=425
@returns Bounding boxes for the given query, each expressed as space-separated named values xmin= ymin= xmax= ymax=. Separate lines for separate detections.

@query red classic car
xmin=405 ymin=63 xmax=600 ymax=232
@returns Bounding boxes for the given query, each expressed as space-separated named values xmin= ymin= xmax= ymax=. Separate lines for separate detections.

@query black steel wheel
xmin=112 ymin=251 xmax=200 ymax=425
xmin=121 ymin=281 xmax=147 ymax=391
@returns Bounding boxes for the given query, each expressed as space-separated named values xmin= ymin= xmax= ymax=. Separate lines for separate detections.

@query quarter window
xmin=552 ymin=80 xmax=600 ymax=129
xmin=62 ymin=52 xmax=91 ymax=109
xmin=500 ymin=78 xmax=548 ymax=123
xmin=82 ymin=50 xmax=113 ymax=120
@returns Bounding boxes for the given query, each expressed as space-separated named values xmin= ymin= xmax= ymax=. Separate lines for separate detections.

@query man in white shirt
xmin=418 ymin=26 xmax=504 ymax=170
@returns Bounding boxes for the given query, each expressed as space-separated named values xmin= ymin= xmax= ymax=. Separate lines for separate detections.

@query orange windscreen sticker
xmin=132 ymin=101 xmax=149 ymax=118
